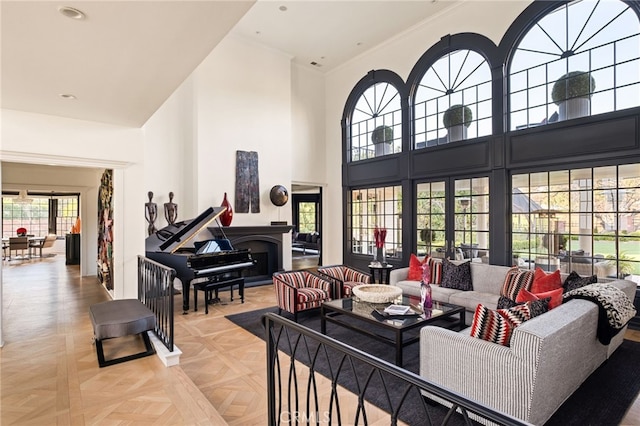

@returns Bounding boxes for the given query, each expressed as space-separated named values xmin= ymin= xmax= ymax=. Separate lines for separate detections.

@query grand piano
xmin=145 ymin=206 xmax=255 ymax=313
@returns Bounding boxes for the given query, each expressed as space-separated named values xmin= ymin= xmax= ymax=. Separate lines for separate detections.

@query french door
xmin=416 ymin=176 xmax=490 ymax=261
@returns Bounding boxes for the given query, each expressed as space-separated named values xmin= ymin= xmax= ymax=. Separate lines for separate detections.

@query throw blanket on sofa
xmin=563 ymin=283 xmax=637 ymax=345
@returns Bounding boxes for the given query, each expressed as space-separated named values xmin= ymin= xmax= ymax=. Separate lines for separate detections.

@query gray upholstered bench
xmin=89 ymin=299 xmax=156 ymax=368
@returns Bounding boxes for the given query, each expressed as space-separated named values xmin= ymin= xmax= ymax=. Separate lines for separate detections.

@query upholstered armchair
xmin=272 ymin=270 xmax=333 ymax=321
xmin=317 ymin=264 xmax=371 ymax=298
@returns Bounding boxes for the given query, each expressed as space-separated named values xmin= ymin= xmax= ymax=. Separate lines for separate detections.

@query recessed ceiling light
xmin=58 ymin=6 xmax=86 ymax=20
xmin=59 ymin=94 xmax=77 ymax=100
xmin=279 ymin=5 xmax=287 ymax=12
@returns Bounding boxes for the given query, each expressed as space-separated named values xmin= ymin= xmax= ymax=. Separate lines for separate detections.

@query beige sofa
xmin=390 ymin=260 xmax=637 ymax=425
xmin=390 ymin=260 xmax=513 ymax=325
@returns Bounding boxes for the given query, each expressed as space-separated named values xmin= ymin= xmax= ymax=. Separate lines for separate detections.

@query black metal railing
xmin=137 ymin=255 xmax=176 ymax=352
xmin=264 ymin=313 xmax=528 ymax=426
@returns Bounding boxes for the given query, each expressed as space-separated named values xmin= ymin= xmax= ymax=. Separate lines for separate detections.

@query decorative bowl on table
xmin=351 ymin=284 xmax=402 ymax=304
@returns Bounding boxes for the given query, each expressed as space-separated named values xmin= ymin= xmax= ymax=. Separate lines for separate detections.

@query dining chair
xmin=8 ymin=237 xmax=30 ymax=260
xmin=29 ymin=234 xmax=58 ymax=258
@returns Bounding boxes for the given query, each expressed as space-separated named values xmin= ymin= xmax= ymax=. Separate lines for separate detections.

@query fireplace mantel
xmin=210 ymin=225 xmax=294 ymax=239
xmin=207 ymin=225 xmax=293 ymax=284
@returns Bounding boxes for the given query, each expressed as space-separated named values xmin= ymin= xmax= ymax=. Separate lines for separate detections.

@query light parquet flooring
xmin=1 ymin=255 xmax=640 ymax=425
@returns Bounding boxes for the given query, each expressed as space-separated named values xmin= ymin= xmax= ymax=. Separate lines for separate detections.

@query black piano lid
xmin=146 ymin=206 xmax=226 ymax=254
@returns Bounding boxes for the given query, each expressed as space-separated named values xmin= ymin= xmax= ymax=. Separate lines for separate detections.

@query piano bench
xmin=89 ymin=299 xmax=156 ymax=368
xmin=193 ymin=277 xmax=245 ymax=314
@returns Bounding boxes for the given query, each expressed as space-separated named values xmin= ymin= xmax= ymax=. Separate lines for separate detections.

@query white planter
xmin=374 ymin=142 xmax=392 ymax=156
xmin=446 ymin=125 xmax=467 ymax=143
xmin=558 ymin=98 xmax=591 ymax=121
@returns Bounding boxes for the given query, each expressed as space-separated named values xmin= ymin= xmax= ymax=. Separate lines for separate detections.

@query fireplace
xmin=208 ymin=225 xmax=293 ymax=285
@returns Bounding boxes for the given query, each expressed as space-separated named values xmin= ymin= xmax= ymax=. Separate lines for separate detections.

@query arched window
xmin=414 ymin=49 xmax=492 ymax=148
xmin=349 ymin=82 xmax=401 ymax=162
xmin=509 ymin=0 xmax=640 ymax=130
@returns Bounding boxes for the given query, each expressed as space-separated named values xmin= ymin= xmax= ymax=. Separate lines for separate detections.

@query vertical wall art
xmin=98 ymin=169 xmax=114 ymax=291
xmin=235 ymin=150 xmax=260 ymax=213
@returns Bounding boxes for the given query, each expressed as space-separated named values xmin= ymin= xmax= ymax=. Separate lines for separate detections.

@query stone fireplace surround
xmin=207 ymin=225 xmax=293 ymax=285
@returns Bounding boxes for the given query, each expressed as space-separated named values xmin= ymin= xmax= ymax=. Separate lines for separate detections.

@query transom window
xmin=510 ymin=0 xmax=640 ymax=130
xmin=349 ymin=82 xmax=401 ymax=162
xmin=414 ymin=49 xmax=492 ymax=148
xmin=348 ymin=185 xmax=402 ymax=260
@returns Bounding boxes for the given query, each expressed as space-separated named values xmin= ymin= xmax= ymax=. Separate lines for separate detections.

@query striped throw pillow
xmin=500 ymin=267 xmax=534 ymax=301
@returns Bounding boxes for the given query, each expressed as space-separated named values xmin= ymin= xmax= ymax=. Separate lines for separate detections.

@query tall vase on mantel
xmin=220 ymin=192 xmax=233 ymax=226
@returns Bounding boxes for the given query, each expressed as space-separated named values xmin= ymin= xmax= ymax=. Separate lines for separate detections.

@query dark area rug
xmin=226 ymin=307 xmax=640 ymax=426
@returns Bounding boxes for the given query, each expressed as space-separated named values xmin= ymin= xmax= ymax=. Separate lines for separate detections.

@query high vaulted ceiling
xmin=1 ymin=1 xmax=458 ymax=128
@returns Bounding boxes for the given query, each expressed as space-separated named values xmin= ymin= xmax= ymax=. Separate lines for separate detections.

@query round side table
xmin=368 ymin=264 xmax=394 ymax=284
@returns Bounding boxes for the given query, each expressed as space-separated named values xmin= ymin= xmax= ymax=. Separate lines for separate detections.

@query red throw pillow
xmin=407 ymin=254 xmax=428 ymax=280
xmin=517 ymin=287 xmax=563 ymax=310
xmin=531 ymin=267 xmax=562 ymax=293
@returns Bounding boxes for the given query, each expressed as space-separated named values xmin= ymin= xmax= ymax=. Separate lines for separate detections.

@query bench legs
xmin=95 ymin=331 xmax=156 ymax=368
xmin=193 ymin=278 xmax=245 ymax=314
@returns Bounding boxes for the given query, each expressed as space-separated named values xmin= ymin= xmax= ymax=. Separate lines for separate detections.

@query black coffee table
xmin=320 ymin=295 xmax=465 ymax=366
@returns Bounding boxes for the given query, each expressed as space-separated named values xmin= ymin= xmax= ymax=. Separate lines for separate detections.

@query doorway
xmin=291 ymin=185 xmax=322 ymax=268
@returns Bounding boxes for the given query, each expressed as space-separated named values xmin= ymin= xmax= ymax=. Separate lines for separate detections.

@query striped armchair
xmin=272 ymin=270 xmax=333 ymax=321
xmin=317 ymin=265 xmax=371 ymax=298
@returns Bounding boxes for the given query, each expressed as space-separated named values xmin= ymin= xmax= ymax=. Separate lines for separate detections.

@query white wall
xmin=143 ymin=76 xmax=197 ymax=224
xmin=291 ymin=63 xmax=326 ymax=186
xmin=193 ymin=35 xmax=293 ymax=225
xmin=322 ymin=1 xmax=531 ymax=265
xmin=143 ymin=35 xmax=330 ymax=270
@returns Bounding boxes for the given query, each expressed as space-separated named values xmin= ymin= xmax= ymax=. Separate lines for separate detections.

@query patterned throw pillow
xmin=517 ymin=287 xmax=564 ymax=309
xmin=526 ymin=298 xmax=550 ymax=318
xmin=563 ymin=271 xmax=597 ymax=293
xmin=407 ymin=254 xmax=428 ymax=281
xmin=428 ymin=257 xmax=443 ymax=285
xmin=470 ymin=304 xmax=516 ymax=346
xmin=498 ymin=303 xmax=531 ymax=327
xmin=497 ymin=295 xmax=518 ymax=309
xmin=441 ymin=259 xmax=472 ymax=291
xmin=500 ymin=267 xmax=534 ymax=301
xmin=531 ymin=267 xmax=562 ymax=293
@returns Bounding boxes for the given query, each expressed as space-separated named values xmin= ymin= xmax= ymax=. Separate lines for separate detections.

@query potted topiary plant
xmin=551 ymin=71 xmax=596 ymax=121
xmin=443 ymin=104 xmax=472 ymax=142
xmin=371 ymin=125 xmax=394 ymax=156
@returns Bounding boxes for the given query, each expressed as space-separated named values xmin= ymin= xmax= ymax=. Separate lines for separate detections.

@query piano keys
xmin=145 ymin=206 xmax=255 ymax=313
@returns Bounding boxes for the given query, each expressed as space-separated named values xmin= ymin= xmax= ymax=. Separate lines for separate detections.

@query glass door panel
xmin=417 ymin=176 xmax=490 ymax=261
xmin=454 ymin=177 xmax=490 ymax=261
xmin=416 ymin=181 xmax=446 ymax=257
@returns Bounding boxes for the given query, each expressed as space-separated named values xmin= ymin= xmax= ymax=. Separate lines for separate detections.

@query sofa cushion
xmin=500 ymin=267 xmax=534 ymax=301
xmin=430 ymin=285 xmax=459 ymax=304
xmin=531 ymin=267 xmax=562 ymax=293
xmin=469 ymin=263 xmax=512 ymax=294
xmin=450 ymin=291 xmax=500 ymax=312
xmin=470 ymin=304 xmax=518 ymax=346
xmin=563 ymin=271 xmax=597 ymax=293
xmin=441 ymin=259 xmax=472 ymax=291
xmin=408 ymin=254 xmax=428 ymax=281
xmin=517 ymin=287 xmax=563 ymax=309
